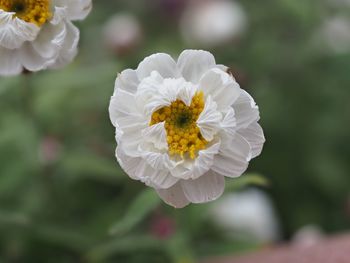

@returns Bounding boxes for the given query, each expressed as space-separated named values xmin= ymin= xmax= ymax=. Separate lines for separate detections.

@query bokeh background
xmin=1 ymin=0 xmax=350 ymax=262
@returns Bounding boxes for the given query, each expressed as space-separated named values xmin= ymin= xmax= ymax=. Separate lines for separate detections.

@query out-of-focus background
xmin=1 ymin=0 xmax=350 ymax=262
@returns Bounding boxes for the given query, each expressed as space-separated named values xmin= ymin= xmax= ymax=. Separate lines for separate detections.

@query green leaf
xmin=109 ymin=189 xmax=160 ymax=236
xmin=225 ymin=173 xmax=269 ymax=192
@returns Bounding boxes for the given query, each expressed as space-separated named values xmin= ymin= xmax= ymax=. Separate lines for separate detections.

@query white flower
xmin=180 ymin=0 xmax=247 ymax=47
xmin=103 ymin=13 xmax=142 ymax=56
xmin=210 ymin=189 xmax=280 ymax=243
xmin=0 ymin=0 xmax=92 ymax=76
xmin=316 ymin=16 xmax=350 ymax=54
xmin=109 ymin=50 xmax=265 ymax=208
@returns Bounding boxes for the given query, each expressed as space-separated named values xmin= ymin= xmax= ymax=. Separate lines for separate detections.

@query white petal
xmin=199 ymin=68 xmax=241 ymax=109
xmin=49 ymin=20 xmax=80 ymax=69
xmin=170 ymin=141 xmax=221 ymax=180
xmin=141 ymin=150 xmax=176 ymax=171
xmin=238 ymin=122 xmax=265 ymax=158
xmin=176 ymin=80 xmax=197 ymax=106
xmin=132 ymin=160 xmax=178 ymax=189
xmin=212 ymin=133 xmax=251 ymax=177
xmin=109 ymin=90 xmax=147 ymax=155
xmin=116 ymin=146 xmax=143 ymax=180
xmin=19 ymin=42 xmax=54 ymax=71
xmin=31 ymin=9 xmax=67 ymax=59
xmin=197 ymin=96 xmax=222 ymax=141
xmin=138 ymin=75 xmax=197 ymax=117
xmin=181 ymin=171 xmax=225 ymax=203
xmin=190 ymin=141 xmax=221 ymax=179
xmin=0 ymin=10 xmax=40 ymax=49
xmin=220 ymin=107 xmax=236 ymax=136
xmin=114 ymin=69 xmax=139 ymax=95
xmin=233 ymin=90 xmax=260 ymax=130
xmin=142 ymin=122 xmax=168 ymax=150
xmin=0 ymin=47 xmax=22 ymax=76
xmin=136 ymin=53 xmax=178 ymax=80
xmin=117 ymin=146 xmax=178 ymax=189
xmin=156 ymin=183 xmax=190 ymax=208
xmin=177 ymin=49 xmax=216 ymax=83
xmin=53 ymin=0 xmax=92 ymax=20
xmin=18 ymin=10 xmax=69 ymax=72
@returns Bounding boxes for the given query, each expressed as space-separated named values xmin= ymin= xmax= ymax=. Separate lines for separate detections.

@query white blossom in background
xmin=292 ymin=225 xmax=324 ymax=248
xmin=316 ymin=16 xmax=350 ymax=54
xmin=210 ymin=189 xmax=280 ymax=243
xmin=0 ymin=0 xmax=92 ymax=76
xmin=103 ymin=13 xmax=142 ymax=56
xmin=180 ymin=0 xmax=247 ymax=47
xmin=328 ymin=0 xmax=350 ymax=7
xmin=109 ymin=50 xmax=265 ymax=208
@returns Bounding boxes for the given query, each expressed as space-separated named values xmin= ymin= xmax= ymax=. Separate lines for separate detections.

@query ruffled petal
xmin=199 ymin=68 xmax=241 ymax=110
xmin=0 ymin=46 xmax=22 ymax=76
xmin=141 ymin=150 xmax=177 ymax=171
xmin=49 ymin=20 xmax=79 ymax=69
xmin=53 ymin=0 xmax=92 ymax=20
xmin=197 ymin=96 xmax=222 ymax=141
xmin=114 ymin=69 xmax=139 ymax=95
xmin=156 ymin=183 xmax=190 ymax=208
xmin=138 ymin=74 xmax=197 ymax=117
xmin=136 ymin=53 xmax=179 ymax=80
xmin=19 ymin=42 xmax=55 ymax=71
xmin=142 ymin=122 xmax=168 ymax=150
xmin=212 ymin=133 xmax=251 ymax=177
xmin=30 ymin=7 xmax=67 ymax=59
xmin=170 ymin=141 xmax=221 ymax=180
xmin=0 ymin=10 xmax=40 ymax=49
xmin=220 ymin=107 xmax=236 ymax=136
xmin=117 ymin=146 xmax=178 ymax=189
xmin=181 ymin=171 xmax=225 ymax=203
xmin=238 ymin=122 xmax=265 ymax=158
xmin=109 ymin=89 xmax=147 ymax=155
xmin=233 ymin=90 xmax=260 ymax=130
xmin=177 ymin=50 xmax=216 ymax=83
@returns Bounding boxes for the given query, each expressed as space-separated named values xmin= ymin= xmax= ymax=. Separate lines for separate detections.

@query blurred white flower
xmin=0 ymin=0 xmax=92 ymax=76
xmin=328 ymin=0 xmax=350 ymax=7
xmin=210 ymin=189 xmax=280 ymax=243
xmin=293 ymin=225 xmax=324 ymax=248
xmin=316 ymin=16 xmax=350 ymax=54
xmin=103 ymin=13 xmax=142 ymax=56
xmin=180 ymin=0 xmax=247 ymax=47
xmin=109 ymin=50 xmax=265 ymax=208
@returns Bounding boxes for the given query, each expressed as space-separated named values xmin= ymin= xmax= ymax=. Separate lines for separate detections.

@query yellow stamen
xmin=0 ymin=0 xmax=52 ymax=26
xmin=150 ymin=91 xmax=208 ymax=159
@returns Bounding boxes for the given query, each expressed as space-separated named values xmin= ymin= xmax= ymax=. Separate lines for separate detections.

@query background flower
xmin=0 ymin=0 xmax=92 ymax=76
xmin=103 ymin=13 xmax=143 ymax=56
xmin=210 ymin=188 xmax=281 ymax=243
xmin=180 ymin=0 xmax=247 ymax=47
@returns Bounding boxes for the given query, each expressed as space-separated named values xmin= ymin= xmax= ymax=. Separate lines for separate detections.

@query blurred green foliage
xmin=1 ymin=0 xmax=350 ymax=262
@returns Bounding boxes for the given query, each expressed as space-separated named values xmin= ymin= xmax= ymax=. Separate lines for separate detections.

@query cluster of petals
xmin=109 ymin=50 xmax=265 ymax=208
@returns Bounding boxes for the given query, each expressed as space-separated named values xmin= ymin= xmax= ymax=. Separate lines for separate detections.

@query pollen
xmin=150 ymin=91 xmax=208 ymax=159
xmin=0 ymin=0 xmax=52 ymax=26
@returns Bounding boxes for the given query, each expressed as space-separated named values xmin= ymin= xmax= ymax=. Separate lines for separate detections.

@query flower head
xmin=103 ymin=13 xmax=142 ymax=56
xmin=0 ymin=0 xmax=92 ymax=76
xmin=109 ymin=50 xmax=265 ymax=208
xmin=180 ymin=0 xmax=247 ymax=47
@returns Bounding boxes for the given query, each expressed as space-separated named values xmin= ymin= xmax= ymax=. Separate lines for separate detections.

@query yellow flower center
xmin=0 ymin=0 xmax=52 ymax=26
xmin=150 ymin=91 xmax=208 ymax=159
